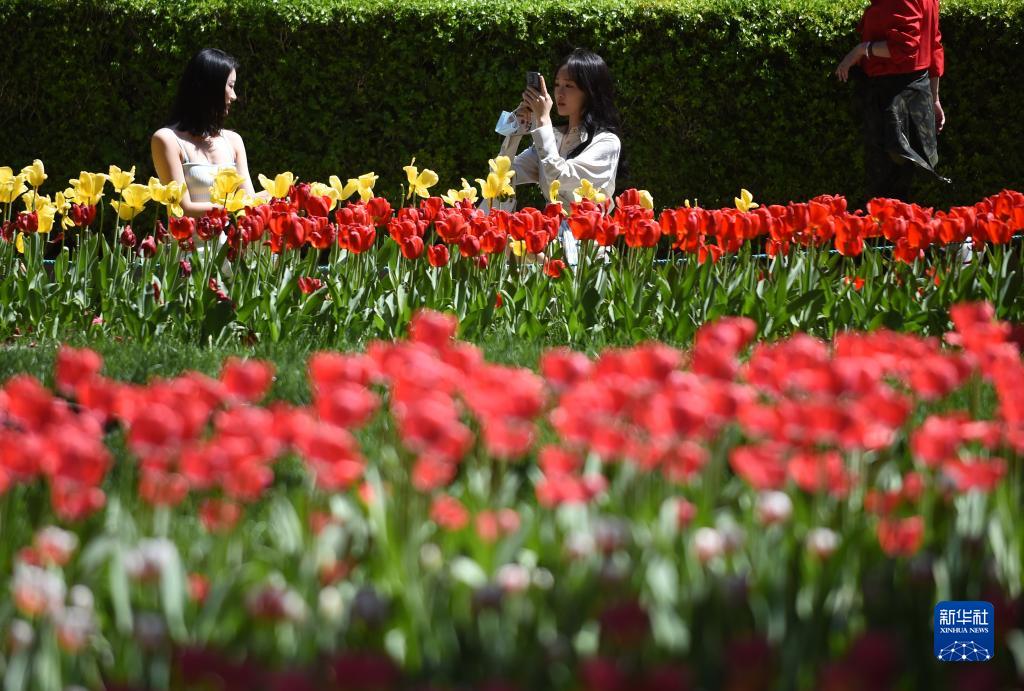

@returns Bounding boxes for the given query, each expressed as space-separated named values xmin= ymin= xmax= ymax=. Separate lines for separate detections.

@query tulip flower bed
xmin=1 ymin=161 xmax=1023 ymax=347
xmin=1 ymin=304 xmax=1022 ymax=689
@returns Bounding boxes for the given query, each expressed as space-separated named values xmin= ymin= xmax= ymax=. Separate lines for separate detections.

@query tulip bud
xmin=15 ymin=212 xmax=38 ymax=233
xmin=594 ymin=518 xmax=629 ymax=554
xmin=119 ymin=225 xmax=136 ymax=248
xmin=318 ymin=587 xmax=344 ymax=623
xmin=138 ymin=235 xmax=156 ymax=257
xmin=188 ymin=573 xmax=210 ymax=604
xmin=7 ymin=620 xmax=34 ymax=652
xmin=154 ymin=220 xmax=169 ymax=242
xmin=532 ymin=567 xmax=555 ymax=591
xmin=12 ymin=564 xmax=65 ymax=617
xmin=806 ymin=527 xmax=840 ymax=559
xmin=124 ymin=538 xmax=175 ymax=583
xmin=55 ymin=606 xmax=94 ymax=654
xmin=69 ymin=585 xmax=94 ymax=611
xmin=246 ymin=582 xmax=307 ymax=623
xmin=565 ymin=531 xmax=595 ymax=560
xmin=496 ymin=564 xmax=531 ymax=595
xmin=179 ymin=259 xmax=192 ymax=277
xmin=693 ymin=527 xmax=725 ymax=563
xmin=674 ymin=498 xmax=697 ymax=529
xmin=718 ymin=519 xmax=746 ymax=554
xmin=419 ymin=543 xmax=443 ymax=572
xmin=756 ymin=491 xmax=793 ymax=526
xmin=34 ymin=526 xmax=78 ymax=567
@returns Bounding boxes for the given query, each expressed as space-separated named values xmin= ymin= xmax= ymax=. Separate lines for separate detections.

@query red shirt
xmin=859 ymin=0 xmax=945 ymax=78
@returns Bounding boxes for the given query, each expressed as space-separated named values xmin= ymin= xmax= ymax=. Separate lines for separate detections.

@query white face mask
xmin=495 ymin=110 xmax=532 ymax=137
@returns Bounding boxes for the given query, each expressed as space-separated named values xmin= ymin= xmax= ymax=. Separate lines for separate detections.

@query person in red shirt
xmin=835 ymin=0 xmax=948 ymax=204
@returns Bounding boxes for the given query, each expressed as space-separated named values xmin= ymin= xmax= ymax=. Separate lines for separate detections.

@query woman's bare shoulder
xmin=152 ymin=127 xmax=178 ymax=145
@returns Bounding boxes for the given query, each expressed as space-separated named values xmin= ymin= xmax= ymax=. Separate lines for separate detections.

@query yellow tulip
xmin=108 ymin=165 xmax=136 ymax=192
xmin=510 ymin=239 xmax=526 ymax=257
xmin=639 ymin=190 xmax=654 ymax=210
xmin=573 ymin=179 xmax=607 ymax=204
xmin=21 ymin=191 xmax=51 ymax=212
xmin=149 ymin=178 xmax=186 ymax=218
xmin=222 ymin=189 xmax=253 ymax=214
xmin=68 ymin=172 xmax=107 ymax=206
xmin=37 ymin=203 xmax=57 ymax=234
xmin=353 ymin=172 xmax=378 ymax=202
xmin=110 ymin=183 xmax=151 ymax=221
xmin=442 ymin=178 xmax=479 ymax=206
xmin=734 ymin=188 xmax=758 ymax=213
xmin=475 ymin=172 xmax=506 ymax=201
xmin=210 ymin=167 xmax=244 ymax=206
xmin=489 ymin=156 xmax=513 ymax=179
xmin=329 ymin=175 xmax=359 ymax=202
xmin=258 ymin=172 xmax=295 ymax=200
xmin=488 ymin=156 xmax=515 ymax=196
xmin=403 ymin=160 xmax=439 ymax=199
xmin=164 ymin=181 xmax=186 ymax=217
xmin=548 ymin=180 xmax=561 ymax=203
xmin=21 ymin=160 xmax=47 ymax=189
xmin=0 ymin=169 xmax=28 ymax=205
xmin=55 ymin=191 xmax=75 ymax=230
xmin=15 ymin=232 xmax=24 ymax=254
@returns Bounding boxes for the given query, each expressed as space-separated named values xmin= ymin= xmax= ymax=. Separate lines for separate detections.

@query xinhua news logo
xmin=934 ymin=601 xmax=995 ymax=662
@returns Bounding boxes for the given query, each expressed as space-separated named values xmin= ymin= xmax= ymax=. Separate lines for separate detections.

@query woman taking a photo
xmin=152 ymin=48 xmax=257 ymax=217
xmin=835 ymin=0 xmax=947 ymax=204
xmin=498 ymin=48 xmax=624 ymax=264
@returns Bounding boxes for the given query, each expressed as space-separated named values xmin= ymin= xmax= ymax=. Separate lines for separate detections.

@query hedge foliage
xmin=1 ymin=0 xmax=1022 ymax=209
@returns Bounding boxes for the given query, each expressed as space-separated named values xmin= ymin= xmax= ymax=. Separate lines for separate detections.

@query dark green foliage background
xmin=0 ymin=0 xmax=1021 ymax=210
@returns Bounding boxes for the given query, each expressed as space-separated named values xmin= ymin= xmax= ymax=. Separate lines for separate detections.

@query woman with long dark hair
xmin=498 ymin=49 xmax=624 ymax=264
xmin=152 ymin=48 xmax=257 ymax=217
xmin=835 ymin=0 xmax=947 ymax=204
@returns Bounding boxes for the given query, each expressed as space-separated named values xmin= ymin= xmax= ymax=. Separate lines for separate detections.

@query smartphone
xmin=526 ymin=71 xmax=542 ymax=90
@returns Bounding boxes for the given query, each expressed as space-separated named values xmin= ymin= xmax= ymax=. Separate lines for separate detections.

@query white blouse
xmin=498 ymin=123 xmax=620 ymax=207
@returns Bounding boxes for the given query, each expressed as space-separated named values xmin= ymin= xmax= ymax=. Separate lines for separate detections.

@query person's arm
xmin=883 ymin=0 xmax=923 ymax=64
xmin=151 ymin=129 xmax=217 ymax=218
xmin=930 ymin=11 xmax=946 ymax=132
xmin=521 ymin=75 xmax=620 ymax=196
xmin=931 ymin=76 xmax=945 ymax=132
xmin=836 ymin=0 xmax=922 ymax=81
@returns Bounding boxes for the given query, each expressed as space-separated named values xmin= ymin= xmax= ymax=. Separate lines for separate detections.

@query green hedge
xmin=1 ymin=0 xmax=1022 ymax=210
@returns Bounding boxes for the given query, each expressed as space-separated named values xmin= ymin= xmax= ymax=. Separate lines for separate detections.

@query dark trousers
xmin=854 ymin=67 xmax=937 ymax=206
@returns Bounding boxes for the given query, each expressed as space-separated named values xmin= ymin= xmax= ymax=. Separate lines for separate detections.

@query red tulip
xmin=457 ymin=234 xmax=480 ymax=257
xmin=400 ymin=234 xmax=424 ymax=259
xmin=544 ymin=259 xmax=566 ymax=278
xmin=119 ymin=225 xmax=136 ymax=248
xmin=297 ymin=276 xmax=324 ymax=294
xmin=427 ymin=244 xmax=450 ymax=267
xmin=138 ymin=235 xmax=156 ymax=257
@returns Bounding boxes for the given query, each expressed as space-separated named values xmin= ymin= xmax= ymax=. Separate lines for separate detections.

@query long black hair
xmin=168 ymin=48 xmax=239 ymax=138
xmin=558 ymin=49 xmax=627 ymax=178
